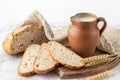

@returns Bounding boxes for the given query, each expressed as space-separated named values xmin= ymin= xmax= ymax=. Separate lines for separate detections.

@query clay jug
xmin=68 ymin=13 xmax=106 ymax=57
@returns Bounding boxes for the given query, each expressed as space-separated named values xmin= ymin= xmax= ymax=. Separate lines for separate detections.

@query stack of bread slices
xmin=17 ymin=41 xmax=84 ymax=76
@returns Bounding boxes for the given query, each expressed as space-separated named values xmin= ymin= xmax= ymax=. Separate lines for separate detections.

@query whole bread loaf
xmin=2 ymin=24 xmax=48 ymax=54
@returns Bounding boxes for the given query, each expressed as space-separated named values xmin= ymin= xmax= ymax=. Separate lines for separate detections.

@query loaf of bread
xmin=48 ymin=41 xmax=85 ymax=69
xmin=17 ymin=44 xmax=40 ymax=76
xmin=2 ymin=24 xmax=48 ymax=54
xmin=34 ymin=43 xmax=58 ymax=74
xmin=97 ymin=26 xmax=120 ymax=54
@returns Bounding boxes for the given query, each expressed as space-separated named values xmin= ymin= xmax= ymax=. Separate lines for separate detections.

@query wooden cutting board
xmin=55 ymin=49 xmax=120 ymax=79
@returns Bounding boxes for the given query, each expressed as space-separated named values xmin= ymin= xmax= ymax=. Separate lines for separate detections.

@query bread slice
xmin=2 ymin=24 xmax=48 ymax=54
xmin=34 ymin=43 xmax=58 ymax=74
xmin=17 ymin=44 xmax=40 ymax=76
xmin=48 ymin=41 xmax=85 ymax=69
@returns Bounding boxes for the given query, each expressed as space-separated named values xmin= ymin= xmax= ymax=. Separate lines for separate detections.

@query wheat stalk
xmin=86 ymin=70 xmax=112 ymax=80
xmin=85 ymin=58 xmax=114 ymax=67
xmin=83 ymin=54 xmax=109 ymax=63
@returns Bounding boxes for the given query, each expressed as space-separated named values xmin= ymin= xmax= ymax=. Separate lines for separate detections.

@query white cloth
xmin=24 ymin=11 xmax=68 ymax=42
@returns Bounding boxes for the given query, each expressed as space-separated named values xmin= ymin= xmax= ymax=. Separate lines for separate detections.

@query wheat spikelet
xmin=83 ymin=54 xmax=109 ymax=63
xmin=86 ymin=70 xmax=112 ymax=80
xmin=85 ymin=58 xmax=114 ymax=67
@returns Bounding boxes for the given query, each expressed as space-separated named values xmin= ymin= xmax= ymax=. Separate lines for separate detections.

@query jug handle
xmin=97 ymin=17 xmax=107 ymax=35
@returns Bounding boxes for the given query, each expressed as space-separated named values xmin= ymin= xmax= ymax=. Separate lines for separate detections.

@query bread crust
xmin=17 ymin=70 xmax=35 ymax=77
xmin=2 ymin=24 xmax=43 ymax=54
xmin=2 ymin=32 xmax=13 ymax=54
xmin=33 ymin=63 xmax=58 ymax=74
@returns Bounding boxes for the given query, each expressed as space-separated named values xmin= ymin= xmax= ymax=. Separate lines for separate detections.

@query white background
xmin=0 ymin=0 xmax=120 ymax=25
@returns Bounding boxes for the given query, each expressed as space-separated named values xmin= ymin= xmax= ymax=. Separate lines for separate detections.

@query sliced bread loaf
xmin=2 ymin=24 xmax=48 ymax=54
xmin=48 ymin=41 xmax=85 ymax=69
xmin=34 ymin=43 xmax=58 ymax=74
xmin=17 ymin=44 xmax=40 ymax=76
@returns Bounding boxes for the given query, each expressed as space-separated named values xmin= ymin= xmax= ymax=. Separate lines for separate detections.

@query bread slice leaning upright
xmin=34 ymin=43 xmax=58 ymax=74
xmin=17 ymin=44 xmax=40 ymax=76
xmin=48 ymin=41 xmax=85 ymax=69
xmin=2 ymin=24 xmax=48 ymax=54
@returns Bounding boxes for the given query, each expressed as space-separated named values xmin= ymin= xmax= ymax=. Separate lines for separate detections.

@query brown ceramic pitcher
xmin=68 ymin=13 xmax=106 ymax=58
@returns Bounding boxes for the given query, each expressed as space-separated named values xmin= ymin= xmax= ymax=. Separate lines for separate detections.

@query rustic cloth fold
xmin=22 ymin=11 xmax=68 ymax=42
